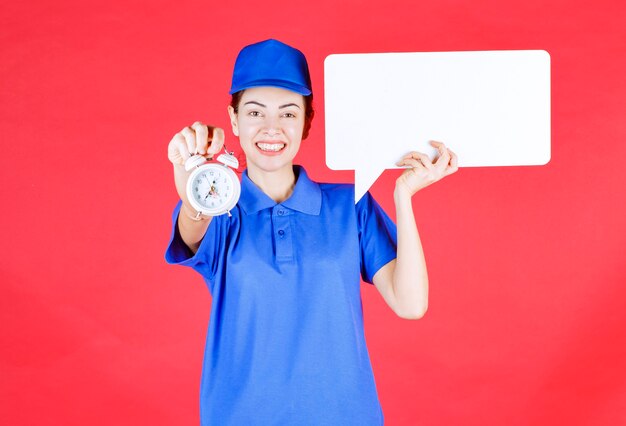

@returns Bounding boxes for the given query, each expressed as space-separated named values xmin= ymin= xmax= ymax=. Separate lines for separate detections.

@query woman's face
xmin=228 ymin=86 xmax=305 ymax=175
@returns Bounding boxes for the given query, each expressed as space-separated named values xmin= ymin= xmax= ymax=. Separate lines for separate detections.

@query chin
xmin=247 ymin=155 xmax=295 ymax=174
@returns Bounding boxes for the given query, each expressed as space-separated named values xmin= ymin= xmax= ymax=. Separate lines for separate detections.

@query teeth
xmin=257 ymin=143 xmax=285 ymax=152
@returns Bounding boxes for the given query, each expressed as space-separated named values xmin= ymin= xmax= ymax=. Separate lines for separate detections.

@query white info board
xmin=324 ymin=50 xmax=551 ymax=202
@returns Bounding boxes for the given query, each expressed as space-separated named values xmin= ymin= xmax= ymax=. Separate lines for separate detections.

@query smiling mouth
xmin=256 ymin=142 xmax=285 ymax=152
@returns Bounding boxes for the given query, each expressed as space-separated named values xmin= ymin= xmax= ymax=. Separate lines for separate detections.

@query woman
xmin=166 ymin=39 xmax=457 ymax=425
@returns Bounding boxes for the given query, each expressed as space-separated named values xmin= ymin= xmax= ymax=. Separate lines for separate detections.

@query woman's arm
xmin=373 ymin=141 xmax=458 ymax=319
xmin=168 ymin=122 xmax=225 ymax=253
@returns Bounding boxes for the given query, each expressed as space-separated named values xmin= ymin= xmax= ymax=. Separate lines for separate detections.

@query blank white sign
xmin=324 ymin=50 xmax=551 ymax=202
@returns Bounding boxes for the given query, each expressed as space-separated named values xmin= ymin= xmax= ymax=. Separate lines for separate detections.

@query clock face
xmin=187 ymin=164 xmax=240 ymax=216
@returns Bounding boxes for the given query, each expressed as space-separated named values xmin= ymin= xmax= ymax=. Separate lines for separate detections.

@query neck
xmin=247 ymin=165 xmax=297 ymax=203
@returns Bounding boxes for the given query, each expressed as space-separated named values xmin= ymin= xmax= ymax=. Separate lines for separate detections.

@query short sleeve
xmin=164 ymin=201 xmax=225 ymax=284
xmin=356 ymin=192 xmax=398 ymax=284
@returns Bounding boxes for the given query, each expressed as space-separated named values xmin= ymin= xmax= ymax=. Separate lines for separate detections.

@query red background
xmin=2 ymin=0 xmax=625 ymax=425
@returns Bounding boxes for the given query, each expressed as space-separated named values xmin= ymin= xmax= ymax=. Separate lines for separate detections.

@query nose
xmin=263 ymin=116 xmax=281 ymax=137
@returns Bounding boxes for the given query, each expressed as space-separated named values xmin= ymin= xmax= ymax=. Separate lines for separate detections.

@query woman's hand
xmin=395 ymin=140 xmax=458 ymax=199
xmin=167 ymin=122 xmax=226 ymax=250
xmin=168 ymin=122 xmax=226 ymax=205
xmin=167 ymin=121 xmax=225 ymax=167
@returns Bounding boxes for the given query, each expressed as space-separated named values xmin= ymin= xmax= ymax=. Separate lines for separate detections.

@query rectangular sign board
xmin=324 ymin=50 xmax=551 ymax=201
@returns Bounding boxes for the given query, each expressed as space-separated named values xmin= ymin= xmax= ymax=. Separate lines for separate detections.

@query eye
xmin=248 ymin=110 xmax=262 ymax=117
xmin=282 ymin=112 xmax=297 ymax=118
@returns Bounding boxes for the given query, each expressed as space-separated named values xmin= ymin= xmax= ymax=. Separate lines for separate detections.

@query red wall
xmin=1 ymin=0 xmax=625 ymax=424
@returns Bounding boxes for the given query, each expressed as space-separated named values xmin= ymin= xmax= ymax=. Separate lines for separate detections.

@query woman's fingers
xmin=430 ymin=140 xmax=447 ymax=153
xmin=181 ymin=126 xmax=197 ymax=155
xmin=430 ymin=141 xmax=451 ymax=171
xmin=168 ymin=123 xmax=225 ymax=166
xmin=167 ymin=134 xmax=191 ymax=165
xmin=208 ymin=127 xmax=225 ymax=156
xmin=398 ymin=157 xmax=426 ymax=170
xmin=395 ymin=142 xmax=459 ymax=196
xmin=446 ymin=149 xmax=459 ymax=175
xmin=191 ymin=121 xmax=209 ymax=155
xmin=397 ymin=151 xmax=434 ymax=170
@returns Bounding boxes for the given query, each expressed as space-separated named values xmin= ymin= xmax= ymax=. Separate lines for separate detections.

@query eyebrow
xmin=243 ymin=101 xmax=301 ymax=109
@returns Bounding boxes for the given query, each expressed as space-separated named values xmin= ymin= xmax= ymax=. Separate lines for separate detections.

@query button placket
xmin=273 ymin=206 xmax=293 ymax=261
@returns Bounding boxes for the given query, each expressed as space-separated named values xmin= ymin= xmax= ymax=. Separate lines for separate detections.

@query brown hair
xmin=230 ymin=91 xmax=315 ymax=140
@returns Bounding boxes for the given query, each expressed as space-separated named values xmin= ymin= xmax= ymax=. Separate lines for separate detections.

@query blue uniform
xmin=166 ymin=166 xmax=397 ymax=425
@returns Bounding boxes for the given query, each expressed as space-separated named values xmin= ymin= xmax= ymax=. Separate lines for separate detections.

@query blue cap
xmin=229 ymin=39 xmax=312 ymax=96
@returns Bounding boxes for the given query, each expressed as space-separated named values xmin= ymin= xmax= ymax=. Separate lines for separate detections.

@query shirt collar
xmin=238 ymin=166 xmax=322 ymax=215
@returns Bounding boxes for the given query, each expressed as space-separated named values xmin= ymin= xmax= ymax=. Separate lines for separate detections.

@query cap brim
xmin=229 ymin=79 xmax=311 ymax=96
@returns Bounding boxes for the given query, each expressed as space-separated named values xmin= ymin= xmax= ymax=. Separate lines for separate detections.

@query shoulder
xmin=318 ymin=181 xmax=354 ymax=194
xmin=317 ymin=182 xmax=356 ymax=206
xmin=315 ymin=181 xmax=382 ymax=211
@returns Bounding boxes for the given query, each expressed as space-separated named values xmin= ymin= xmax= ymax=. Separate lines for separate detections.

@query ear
xmin=227 ymin=105 xmax=239 ymax=137
xmin=302 ymin=109 xmax=314 ymax=140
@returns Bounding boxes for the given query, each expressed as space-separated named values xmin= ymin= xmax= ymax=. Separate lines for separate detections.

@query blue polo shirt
xmin=166 ymin=166 xmax=397 ymax=425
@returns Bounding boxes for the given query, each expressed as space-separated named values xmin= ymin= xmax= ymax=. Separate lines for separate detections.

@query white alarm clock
xmin=185 ymin=151 xmax=241 ymax=217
